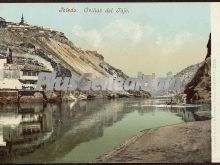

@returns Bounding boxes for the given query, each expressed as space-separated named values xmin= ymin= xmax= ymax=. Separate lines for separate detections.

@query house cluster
xmin=0 ymin=15 xmax=58 ymax=90
xmin=0 ymin=14 xmax=26 ymax=29
xmin=0 ymin=48 xmax=52 ymax=90
xmin=139 ymin=72 xmax=173 ymax=80
xmin=0 ymin=14 xmax=64 ymax=36
xmin=138 ymin=72 xmax=156 ymax=80
xmin=0 ymin=17 xmax=6 ymax=28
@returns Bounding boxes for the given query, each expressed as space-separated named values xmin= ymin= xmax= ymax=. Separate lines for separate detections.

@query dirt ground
xmin=95 ymin=120 xmax=211 ymax=163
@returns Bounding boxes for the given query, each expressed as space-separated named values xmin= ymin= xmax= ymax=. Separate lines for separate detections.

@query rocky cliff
xmin=0 ymin=24 xmax=127 ymax=79
xmin=174 ymin=62 xmax=202 ymax=92
xmin=146 ymin=62 xmax=202 ymax=97
xmin=184 ymin=34 xmax=211 ymax=103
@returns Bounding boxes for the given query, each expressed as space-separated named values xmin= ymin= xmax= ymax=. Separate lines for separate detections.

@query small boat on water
xmin=87 ymin=94 xmax=96 ymax=100
xmin=78 ymin=94 xmax=87 ymax=101
xmin=62 ymin=93 xmax=77 ymax=102
xmin=117 ymin=93 xmax=132 ymax=98
xmin=107 ymin=94 xmax=116 ymax=99
xmin=134 ymin=94 xmax=142 ymax=98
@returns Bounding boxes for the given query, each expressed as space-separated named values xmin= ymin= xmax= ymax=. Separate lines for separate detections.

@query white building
xmin=166 ymin=71 xmax=173 ymax=77
xmin=0 ymin=55 xmax=6 ymax=80
xmin=18 ymin=64 xmax=51 ymax=90
xmin=0 ymin=55 xmax=22 ymax=89
xmin=0 ymin=56 xmax=52 ymax=90
xmin=0 ymin=63 xmax=22 ymax=89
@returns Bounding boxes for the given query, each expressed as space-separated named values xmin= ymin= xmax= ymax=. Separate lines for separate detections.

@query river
xmin=0 ymin=98 xmax=210 ymax=163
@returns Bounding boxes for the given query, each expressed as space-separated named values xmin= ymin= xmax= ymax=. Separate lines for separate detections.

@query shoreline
xmin=94 ymin=120 xmax=211 ymax=163
xmin=0 ymin=97 xmax=211 ymax=163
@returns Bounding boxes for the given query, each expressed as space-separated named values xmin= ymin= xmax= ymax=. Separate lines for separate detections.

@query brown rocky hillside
xmin=184 ymin=34 xmax=211 ymax=103
xmin=0 ymin=24 xmax=127 ymax=79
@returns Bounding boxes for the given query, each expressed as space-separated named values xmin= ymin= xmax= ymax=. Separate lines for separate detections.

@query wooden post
xmin=17 ymin=90 xmax=19 ymax=104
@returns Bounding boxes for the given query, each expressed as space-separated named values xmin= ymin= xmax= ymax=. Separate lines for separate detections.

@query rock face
xmin=145 ymin=63 xmax=201 ymax=97
xmin=174 ymin=62 xmax=202 ymax=92
xmin=0 ymin=25 xmax=127 ymax=79
xmin=184 ymin=34 xmax=211 ymax=103
xmin=0 ymin=23 xmax=152 ymax=101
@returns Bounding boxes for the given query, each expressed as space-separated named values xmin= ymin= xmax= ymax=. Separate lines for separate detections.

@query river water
xmin=0 ymin=98 xmax=210 ymax=163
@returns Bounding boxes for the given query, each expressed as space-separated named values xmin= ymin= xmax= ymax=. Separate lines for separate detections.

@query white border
xmin=211 ymin=2 xmax=220 ymax=163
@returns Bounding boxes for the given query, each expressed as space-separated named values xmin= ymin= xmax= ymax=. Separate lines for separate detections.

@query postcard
xmin=0 ymin=1 xmax=219 ymax=163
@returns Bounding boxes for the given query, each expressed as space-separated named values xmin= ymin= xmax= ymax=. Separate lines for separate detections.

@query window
xmin=28 ymin=71 xmax=32 ymax=76
xmin=32 ymin=72 xmax=37 ymax=76
xmin=23 ymin=71 xmax=28 ymax=76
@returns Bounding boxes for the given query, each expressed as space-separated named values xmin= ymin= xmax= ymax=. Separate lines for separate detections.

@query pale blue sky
xmin=0 ymin=3 xmax=211 ymax=77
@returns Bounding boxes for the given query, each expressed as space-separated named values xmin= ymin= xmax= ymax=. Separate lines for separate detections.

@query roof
xmin=19 ymin=64 xmax=51 ymax=72
xmin=0 ymin=54 xmax=6 ymax=59
xmin=0 ymin=17 xmax=6 ymax=22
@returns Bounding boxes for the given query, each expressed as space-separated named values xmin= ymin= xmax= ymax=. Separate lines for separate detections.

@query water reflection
xmin=0 ymin=98 xmax=210 ymax=163
xmin=0 ymin=103 xmax=53 ymax=158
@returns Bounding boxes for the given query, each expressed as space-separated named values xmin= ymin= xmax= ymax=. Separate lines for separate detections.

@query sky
xmin=0 ymin=3 xmax=211 ymax=77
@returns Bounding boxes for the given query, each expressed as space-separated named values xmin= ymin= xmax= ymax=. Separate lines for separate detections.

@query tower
xmin=20 ymin=13 xmax=24 ymax=25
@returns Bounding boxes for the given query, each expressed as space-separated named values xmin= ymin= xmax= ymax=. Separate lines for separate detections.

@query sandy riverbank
xmin=95 ymin=120 xmax=211 ymax=163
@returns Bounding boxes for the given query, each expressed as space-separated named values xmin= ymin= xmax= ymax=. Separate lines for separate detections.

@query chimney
xmin=7 ymin=48 xmax=13 ymax=64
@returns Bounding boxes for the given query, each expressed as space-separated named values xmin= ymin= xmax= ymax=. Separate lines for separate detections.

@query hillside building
xmin=0 ymin=17 xmax=6 ymax=28
xmin=0 ymin=48 xmax=53 ymax=90
xmin=142 ymin=73 xmax=156 ymax=80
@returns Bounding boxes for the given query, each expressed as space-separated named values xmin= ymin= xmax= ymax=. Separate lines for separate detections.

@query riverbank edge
xmin=94 ymin=120 xmax=211 ymax=163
